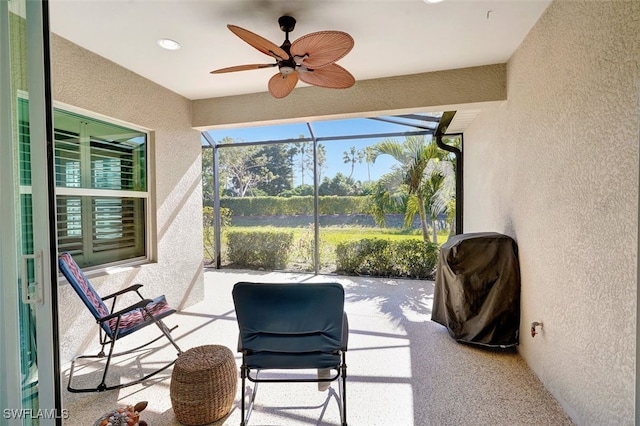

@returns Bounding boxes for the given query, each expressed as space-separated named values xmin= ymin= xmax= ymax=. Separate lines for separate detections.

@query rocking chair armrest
xmin=98 ymin=298 xmax=153 ymax=323
xmin=102 ymin=284 xmax=144 ymax=301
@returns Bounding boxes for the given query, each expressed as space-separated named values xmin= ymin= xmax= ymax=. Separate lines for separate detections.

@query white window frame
xmin=52 ymin=101 xmax=155 ymax=272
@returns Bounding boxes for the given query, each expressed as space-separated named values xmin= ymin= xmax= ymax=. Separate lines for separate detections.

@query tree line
xmin=202 ymin=135 xmax=460 ymax=243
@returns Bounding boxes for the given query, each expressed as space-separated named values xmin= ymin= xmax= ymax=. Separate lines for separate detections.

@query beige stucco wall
xmin=193 ymin=64 xmax=507 ymax=129
xmin=50 ymin=35 xmax=204 ymax=361
xmin=463 ymin=1 xmax=639 ymax=424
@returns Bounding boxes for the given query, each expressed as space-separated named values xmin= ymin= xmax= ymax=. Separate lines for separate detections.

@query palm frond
xmin=403 ymin=195 xmax=420 ymax=229
xmin=428 ymin=160 xmax=456 ymax=218
xmin=374 ymin=139 xmax=409 ymax=163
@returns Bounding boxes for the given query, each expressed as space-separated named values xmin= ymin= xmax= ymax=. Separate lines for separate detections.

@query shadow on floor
xmin=62 ymin=269 xmax=573 ymax=426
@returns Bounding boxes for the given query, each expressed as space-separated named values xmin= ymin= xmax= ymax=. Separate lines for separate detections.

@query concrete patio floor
xmin=62 ymin=269 xmax=573 ymax=425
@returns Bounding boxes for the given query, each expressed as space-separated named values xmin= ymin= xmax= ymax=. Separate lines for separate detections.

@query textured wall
xmin=463 ymin=1 xmax=639 ymax=424
xmin=192 ymin=64 xmax=506 ymax=129
xmin=50 ymin=35 xmax=204 ymax=360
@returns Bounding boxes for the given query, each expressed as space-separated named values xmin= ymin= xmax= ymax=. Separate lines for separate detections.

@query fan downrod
xmin=278 ymin=16 xmax=296 ymax=33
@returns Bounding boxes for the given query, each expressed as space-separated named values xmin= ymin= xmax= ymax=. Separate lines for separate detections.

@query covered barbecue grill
xmin=431 ymin=232 xmax=521 ymax=348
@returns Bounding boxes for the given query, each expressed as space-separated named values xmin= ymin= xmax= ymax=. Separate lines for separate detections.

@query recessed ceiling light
xmin=424 ymin=0 xmax=445 ymax=3
xmin=157 ymin=38 xmax=181 ymax=50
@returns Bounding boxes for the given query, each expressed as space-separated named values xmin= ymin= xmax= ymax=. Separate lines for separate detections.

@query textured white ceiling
xmin=49 ymin=0 xmax=550 ymax=101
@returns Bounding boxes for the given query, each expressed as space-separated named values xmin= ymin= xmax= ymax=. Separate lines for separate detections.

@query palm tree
xmin=428 ymin=159 xmax=456 ymax=239
xmin=364 ymin=146 xmax=376 ymax=182
xmin=342 ymin=146 xmax=364 ymax=179
xmin=368 ymin=172 xmax=403 ymax=227
xmin=316 ymin=143 xmax=327 ymax=182
xmin=421 ymin=171 xmax=446 ymax=243
xmin=373 ymin=136 xmax=451 ymax=243
xmin=286 ymin=144 xmax=299 ymax=187
xmin=437 ymin=136 xmax=461 ymax=236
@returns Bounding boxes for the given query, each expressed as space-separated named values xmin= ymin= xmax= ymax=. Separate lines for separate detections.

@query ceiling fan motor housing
xmin=277 ymin=36 xmax=297 ymax=76
xmin=278 ymin=15 xmax=296 ymax=33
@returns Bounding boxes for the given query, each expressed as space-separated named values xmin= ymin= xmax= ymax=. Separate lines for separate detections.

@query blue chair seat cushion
xmin=110 ymin=295 xmax=175 ymax=338
xmin=242 ymin=330 xmax=342 ymax=354
xmin=244 ymin=351 xmax=341 ymax=370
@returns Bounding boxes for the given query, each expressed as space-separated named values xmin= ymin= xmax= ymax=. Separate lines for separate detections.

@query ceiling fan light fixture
xmin=279 ymin=66 xmax=296 ymax=75
xmin=157 ymin=38 xmax=181 ymax=50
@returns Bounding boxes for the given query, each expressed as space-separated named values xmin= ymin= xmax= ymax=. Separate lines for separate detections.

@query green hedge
xmin=219 ymin=196 xmax=400 ymax=216
xmin=335 ymin=238 xmax=438 ymax=279
xmin=319 ymin=196 xmax=370 ymax=214
xmin=226 ymin=228 xmax=294 ymax=269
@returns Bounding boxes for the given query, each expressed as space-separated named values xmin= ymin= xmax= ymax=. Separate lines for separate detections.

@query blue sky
xmin=205 ymin=115 xmax=438 ymax=185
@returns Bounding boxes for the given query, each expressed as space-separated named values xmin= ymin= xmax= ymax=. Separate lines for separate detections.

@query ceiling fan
xmin=211 ymin=16 xmax=355 ymax=99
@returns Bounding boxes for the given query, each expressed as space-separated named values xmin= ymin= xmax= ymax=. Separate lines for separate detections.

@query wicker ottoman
xmin=170 ymin=345 xmax=237 ymax=425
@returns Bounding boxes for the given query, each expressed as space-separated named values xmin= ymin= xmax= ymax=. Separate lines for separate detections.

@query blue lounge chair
xmin=232 ymin=281 xmax=349 ymax=426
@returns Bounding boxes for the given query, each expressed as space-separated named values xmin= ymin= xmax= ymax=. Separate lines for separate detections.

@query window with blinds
xmin=53 ymin=109 xmax=148 ymax=268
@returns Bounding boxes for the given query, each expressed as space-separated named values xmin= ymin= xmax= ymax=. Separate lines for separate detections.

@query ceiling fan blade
xmin=290 ymin=31 xmax=354 ymax=68
xmin=210 ymin=63 xmax=276 ymax=74
xmin=298 ymin=63 xmax=355 ymax=89
xmin=227 ymin=25 xmax=289 ymax=60
xmin=268 ymin=71 xmax=299 ymax=98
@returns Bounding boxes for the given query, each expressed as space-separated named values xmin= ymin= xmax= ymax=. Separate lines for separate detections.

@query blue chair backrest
xmin=233 ymin=282 xmax=345 ymax=355
xmin=59 ymin=252 xmax=112 ymax=335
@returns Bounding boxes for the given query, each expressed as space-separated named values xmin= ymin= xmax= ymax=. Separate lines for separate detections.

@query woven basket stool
xmin=170 ymin=345 xmax=237 ymax=425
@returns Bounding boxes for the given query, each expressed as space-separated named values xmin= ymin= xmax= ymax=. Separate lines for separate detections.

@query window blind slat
xmin=51 ymin=107 xmax=148 ymax=268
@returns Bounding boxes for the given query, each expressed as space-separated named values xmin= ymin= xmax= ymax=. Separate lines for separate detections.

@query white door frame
xmin=0 ymin=0 xmax=61 ymax=424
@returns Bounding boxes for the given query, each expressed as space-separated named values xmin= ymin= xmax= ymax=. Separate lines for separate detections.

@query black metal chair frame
xmin=67 ymin=284 xmax=183 ymax=393
xmin=59 ymin=253 xmax=182 ymax=393
xmin=239 ymin=352 xmax=348 ymax=426
xmin=233 ymin=281 xmax=349 ymax=426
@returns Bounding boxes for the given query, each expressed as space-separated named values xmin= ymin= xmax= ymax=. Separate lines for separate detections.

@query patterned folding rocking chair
xmin=58 ymin=252 xmax=183 ymax=393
